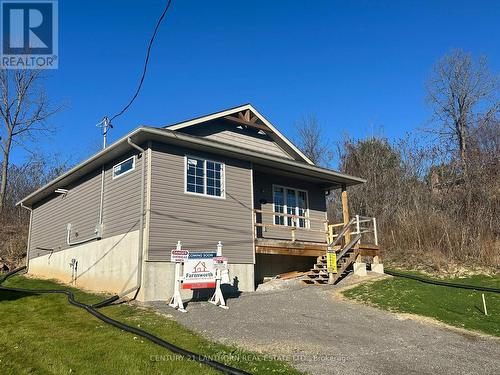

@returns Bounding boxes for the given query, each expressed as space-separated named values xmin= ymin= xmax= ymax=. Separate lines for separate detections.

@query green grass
xmin=0 ymin=276 xmax=302 ymax=375
xmin=342 ymin=270 xmax=500 ymax=337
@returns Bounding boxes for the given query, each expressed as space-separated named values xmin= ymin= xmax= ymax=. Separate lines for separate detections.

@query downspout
xmin=118 ymin=137 xmax=146 ymax=298
xmin=20 ymin=203 xmax=33 ymax=273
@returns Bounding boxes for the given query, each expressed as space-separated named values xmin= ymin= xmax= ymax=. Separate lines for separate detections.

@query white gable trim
xmin=165 ymin=104 xmax=314 ymax=165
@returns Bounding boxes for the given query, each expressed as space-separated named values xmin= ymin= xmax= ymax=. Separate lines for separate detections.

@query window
xmin=273 ymin=185 xmax=309 ymax=228
xmin=186 ymin=156 xmax=225 ymax=198
xmin=113 ymin=156 xmax=135 ymax=179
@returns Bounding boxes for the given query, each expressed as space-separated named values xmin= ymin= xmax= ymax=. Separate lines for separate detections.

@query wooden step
xmin=303 ymin=249 xmax=359 ymax=286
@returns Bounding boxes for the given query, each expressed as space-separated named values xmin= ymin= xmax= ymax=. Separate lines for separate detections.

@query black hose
xmin=0 ymin=265 xmax=27 ymax=283
xmin=0 ymin=267 xmax=252 ymax=375
xmin=91 ymin=295 xmax=120 ymax=309
xmin=385 ymin=269 xmax=500 ymax=294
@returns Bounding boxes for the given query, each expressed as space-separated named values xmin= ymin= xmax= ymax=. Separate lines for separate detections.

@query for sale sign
xmin=326 ymin=249 xmax=337 ymax=273
xmin=213 ymin=256 xmax=228 ymax=271
xmin=182 ymin=252 xmax=217 ymax=289
xmin=170 ymin=249 xmax=189 ymax=263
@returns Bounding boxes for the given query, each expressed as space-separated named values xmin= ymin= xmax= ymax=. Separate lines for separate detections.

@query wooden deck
xmin=255 ymin=238 xmax=379 ymax=258
xmin=255 ymin=239 xmax=327 ymax=257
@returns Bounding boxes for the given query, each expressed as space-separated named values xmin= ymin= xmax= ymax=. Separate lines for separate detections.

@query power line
xmin=109 ymin=0 xmax=173 ymax=123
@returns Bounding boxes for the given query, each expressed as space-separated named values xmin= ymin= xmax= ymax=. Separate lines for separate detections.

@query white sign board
xmin=182 ymin=251 xmax=217 ymax=289
xmin=170 ymin=249 xmax=189 ymax=263
xmin=213 ymin=256 xmax=228 ymax=271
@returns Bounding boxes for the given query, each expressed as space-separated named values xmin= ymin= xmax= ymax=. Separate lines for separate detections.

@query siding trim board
xmin=250 ymin=162 xmax=256 ymax=265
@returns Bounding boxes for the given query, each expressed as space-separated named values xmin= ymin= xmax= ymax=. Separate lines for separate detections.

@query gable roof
xmin=165 ymin=104 xmax=315 ymax=165
xmin=17 ymin=126 xmax=365 ymax=207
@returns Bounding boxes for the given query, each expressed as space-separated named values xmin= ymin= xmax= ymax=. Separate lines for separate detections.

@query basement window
xmin=113 ymin=156 xmax=135 ymax=179
xmin=185 ymin=156 xmax=225 ymax=198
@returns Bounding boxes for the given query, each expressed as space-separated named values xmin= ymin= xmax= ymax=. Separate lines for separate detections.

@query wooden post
xmin=341 ymin=185 xmax=350 ymax=244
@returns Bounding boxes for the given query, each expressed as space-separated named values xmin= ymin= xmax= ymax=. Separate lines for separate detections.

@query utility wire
xmin=109 ymin=0 xmax=173 ymax=123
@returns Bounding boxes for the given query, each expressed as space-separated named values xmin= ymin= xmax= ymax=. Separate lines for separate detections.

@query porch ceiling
xmin=253 ymin=164 xmax=343 ymax=189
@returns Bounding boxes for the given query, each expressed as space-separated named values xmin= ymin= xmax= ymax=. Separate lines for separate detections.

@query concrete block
xmin=353 ymin=262 xmax=367 ymax=276
xmin=371 ymin=263 xmax=384 ymax=274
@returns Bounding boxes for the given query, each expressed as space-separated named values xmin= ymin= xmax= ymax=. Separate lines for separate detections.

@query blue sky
xmin=15 ymin=0 xmax=500 ymax=165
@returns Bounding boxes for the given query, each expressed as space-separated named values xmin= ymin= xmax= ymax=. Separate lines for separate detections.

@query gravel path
xmin=149 ymin=277 xmax=500 ymax=375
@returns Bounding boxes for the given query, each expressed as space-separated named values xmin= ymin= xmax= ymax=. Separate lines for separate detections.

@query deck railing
xmin=252 ymin=209 xmax=328 ymax=242
xmin=327 ymin=215 xmax=378 ymax=246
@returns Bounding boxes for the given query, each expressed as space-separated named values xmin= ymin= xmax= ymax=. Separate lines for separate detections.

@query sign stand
xmin=209 ymin=242 xmax=229 ymax=309
xmin=169 ymin=241 xmax=187 ymax=313
xmin=169 ymin=241 xmax=229 ymax=312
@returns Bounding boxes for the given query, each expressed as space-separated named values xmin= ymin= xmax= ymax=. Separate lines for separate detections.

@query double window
xmin=185 ymin=156 xmax=225 ymax=198
xmin=113 ymin=156 xmax=135 ymax=179
xmin=273 ymin=185 xmax=309 ymax=228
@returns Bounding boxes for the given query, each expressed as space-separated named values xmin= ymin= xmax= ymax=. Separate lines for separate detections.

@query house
xmin=17 ymin=104 xmax=381 ymax=302
xmin=192 ymin=261 xmax=207 ymax=273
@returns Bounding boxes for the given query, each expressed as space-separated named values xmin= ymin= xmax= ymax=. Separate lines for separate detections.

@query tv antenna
xmin=96 ymin=116 xmax=113 ymax=149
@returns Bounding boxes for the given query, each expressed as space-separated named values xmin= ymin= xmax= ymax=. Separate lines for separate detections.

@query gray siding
xmin=179 ymin=120 xmax=295 ymax=160
xmin=148 ymin=142 xmax=254 ymax=264
xmin=253 ymin=171 xmax=327 ymax=243
xmin=29 ymin=150 xmax=146 ymax=259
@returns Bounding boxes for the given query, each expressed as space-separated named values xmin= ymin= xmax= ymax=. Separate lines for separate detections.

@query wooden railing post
xmin=356 ymin=214 xmax=361 ymax=244
xmin=341 ymin=185 xmax=350 ymax=244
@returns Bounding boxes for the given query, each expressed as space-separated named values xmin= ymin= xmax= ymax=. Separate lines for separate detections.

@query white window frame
xmin=184 ymin=155 xmax=226 ymax=199
xmin=272 ymin=184 xmax=310 ymax=229
xmin=112 ymin=156 xmax=136 ymax=180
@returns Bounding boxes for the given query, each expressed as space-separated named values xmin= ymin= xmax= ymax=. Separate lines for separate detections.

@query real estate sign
xmin=182 ymin=251 xmax=217 ymax=289
xmin=170 ymin=249 xmax=189 ymax=263
xmin=213 ymin=256 xmax=228 ymax=271
xmin=326 ymin=249 xmax=337 ymax=273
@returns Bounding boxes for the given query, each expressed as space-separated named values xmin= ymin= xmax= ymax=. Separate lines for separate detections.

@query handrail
xmin=328 ymin=217 xmax=356 ymax=247
xmin=252 ymin=209 xmax=328 ymax=242
xmin=328 ymin=214 xmax=378 ymax=246
xmin=253 ymin=209 xmax=327 ymax=223
xmin=337 ymin=233 xmax=361 ymax=260
xmin=253 ymin=223 xmax=326 ymax=234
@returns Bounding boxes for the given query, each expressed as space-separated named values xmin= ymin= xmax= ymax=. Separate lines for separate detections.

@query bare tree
xmin=426 ymin=49 xmax=499 ymax=175
xmin=0 ymin=153 xmax=69 ymax=267
xmin=295 ymin=115 xmax=333 ymax=167
xmin=0 ymin=68 xmax=59 ymax=212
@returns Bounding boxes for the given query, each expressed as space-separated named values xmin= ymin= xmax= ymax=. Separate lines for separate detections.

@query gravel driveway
xmin=149 ymin=276 xmax=500 ymax=375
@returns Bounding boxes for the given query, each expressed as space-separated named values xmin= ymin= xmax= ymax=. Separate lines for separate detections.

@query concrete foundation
xmin=353 ymin=262 xmax=367 ymax=277
xmin=28 ymin=230 xmax=255 ymax=302
xmin=29 ymin=231 xmax=140 ymax=295
xmin=371 ymin=263 xmax=385 ymax=274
